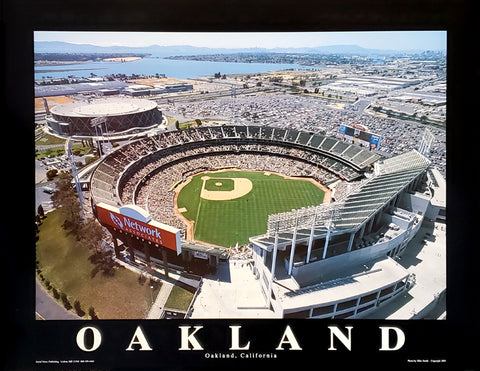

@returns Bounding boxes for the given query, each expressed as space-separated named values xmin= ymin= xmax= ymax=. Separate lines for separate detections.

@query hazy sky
xmin=34 ymin=31 xmax=446 ymax=51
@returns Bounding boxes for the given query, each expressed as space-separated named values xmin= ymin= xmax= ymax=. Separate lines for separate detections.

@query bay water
xmin=34 ymin=55 xmax=320 ymax=80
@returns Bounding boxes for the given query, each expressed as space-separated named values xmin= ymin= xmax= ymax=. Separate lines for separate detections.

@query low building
xmin=123 ymin=85 xmax=154 ymax=96
xmin=98 ymin=88 xmax=120 ymax=96
xmin=154 ymin=83 xmax=194 ymax=94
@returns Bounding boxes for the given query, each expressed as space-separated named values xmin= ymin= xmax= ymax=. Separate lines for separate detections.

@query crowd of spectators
xmin=132 ymin=147 xmax=341 ymax=229
xmin=117 ymin=139 xmax=350 ymax=226
xmin=90 ymin=113 xmax=443 ymax=235
xmin=91 ymin=125 xmax=374 ymax=230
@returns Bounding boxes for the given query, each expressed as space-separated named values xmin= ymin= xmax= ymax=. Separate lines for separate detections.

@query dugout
xmin=180 ymin=241 xmax=226 ymax=275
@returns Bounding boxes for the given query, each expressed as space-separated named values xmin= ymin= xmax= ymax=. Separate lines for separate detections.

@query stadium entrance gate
xmin=94 ymin=202 xmax=223 ymax=276
xmin=103 ymin=225 xmax=223 ymax=276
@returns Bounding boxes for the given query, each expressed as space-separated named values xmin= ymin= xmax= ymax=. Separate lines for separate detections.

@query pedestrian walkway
xmin=190 ymin=259 xmax=278 ymax=318
xmin=146 ymin=282 xmax=173 ymax=319
xmin=364 ymin=221 xmax=447 ymax=319
xmin=113 ymin=255 xmax=202 ymax=319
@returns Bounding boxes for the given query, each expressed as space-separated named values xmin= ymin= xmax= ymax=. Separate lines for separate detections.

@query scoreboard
xmin=338 ymin=124 xmax=382 ymax=150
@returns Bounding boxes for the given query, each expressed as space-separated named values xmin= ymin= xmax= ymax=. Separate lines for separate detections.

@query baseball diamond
xmin=200 ymin=176 xmax=253 ymax=201
xmin=175 ymin=170 xmax=326 ymax=247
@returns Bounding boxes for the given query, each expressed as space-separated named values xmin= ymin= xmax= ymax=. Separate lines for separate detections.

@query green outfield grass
xmin=176 ymin=170 xmax=325 ymax=247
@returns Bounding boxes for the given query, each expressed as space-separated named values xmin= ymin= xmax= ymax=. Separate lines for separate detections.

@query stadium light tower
xmin=287 ymin=209 xmax=300 ymax=276
xmin=66 ymin=138 xmax=85 ymax=220
xmin=322 ymin=218 xmax=335 ymax=260
xmin=418 ymin=127 xmax=435 ymax=156
xmin=311 ymin=203 xmax=342 ymax=261
xmin=91 ymin=116 xmax=108 ymax=157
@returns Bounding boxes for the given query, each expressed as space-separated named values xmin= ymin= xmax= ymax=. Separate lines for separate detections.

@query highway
xmin=154 ymin=85 xmax=281 ymax=105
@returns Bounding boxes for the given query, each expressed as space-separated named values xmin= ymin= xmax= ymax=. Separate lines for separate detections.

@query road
xmin=155 ymin=85 xmax=280 ymax=105
xmin=353 ymin=98 xmax=372 ymax=112
xmin=35 ymin=181 xmax=56 ymax=213
xmin=35 ymin=280 xmax=78 ymax=320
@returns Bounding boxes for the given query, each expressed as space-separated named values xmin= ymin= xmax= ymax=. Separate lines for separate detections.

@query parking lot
xmin=158 ymin=91 xmax=446 ymax=176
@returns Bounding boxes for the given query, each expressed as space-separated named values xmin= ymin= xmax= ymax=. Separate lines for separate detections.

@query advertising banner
xmin=96 ymin=202 xmax=181 ymax=254
xmin=370 ymin=134 xmax=382 ymax=149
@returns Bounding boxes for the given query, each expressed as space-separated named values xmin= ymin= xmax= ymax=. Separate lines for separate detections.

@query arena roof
xmin=50 ymin=97 xmax=157 ymax=117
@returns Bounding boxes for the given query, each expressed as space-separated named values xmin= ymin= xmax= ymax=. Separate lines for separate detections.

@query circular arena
xmin=46 ymin=97 xmax=163 ymax=137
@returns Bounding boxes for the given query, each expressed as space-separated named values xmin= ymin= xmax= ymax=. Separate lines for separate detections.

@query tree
xmin=61 ymin=293 xmax=72 ymax=310
xmin=88 ymin=249 xmax=118 ymax=278
xmin=37 ymin=204 xmax=45 ymax=219
xmin=35 ymin=214 xmax=42 ymax=227
xmin=78 ymin=218 xmax=105 ymax=253
xmin=52 ymin=287 xmax=60 ymax=300
xmin=74 ymin=300 xmax=86 ymax=317
xmin=149 ymin=278 xmax=160 ymax=290
xmin=51 ymin=173 xmax=84 ymax=236
xmin=78 ymin=217 xmax=118 ymax=277
xmin=88 ymin=306 xmax=99 ymax=320
xmin=46 ymin=169 xmax=58 ymax=180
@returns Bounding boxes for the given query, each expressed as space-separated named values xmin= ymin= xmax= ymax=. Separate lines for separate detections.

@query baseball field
xmin=175 ymin=169 xmax=328 ymax=247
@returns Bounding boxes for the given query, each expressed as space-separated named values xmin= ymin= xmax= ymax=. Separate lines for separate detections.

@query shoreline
xmin=35 ymin=56 xmax=144 ymax=67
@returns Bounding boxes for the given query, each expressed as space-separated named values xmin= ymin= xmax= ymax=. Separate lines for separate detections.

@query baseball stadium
xmin=87 ymin=123 xmax=445 ymax=319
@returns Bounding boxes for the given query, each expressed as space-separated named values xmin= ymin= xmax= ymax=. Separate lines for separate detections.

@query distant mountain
xmin=273 ymin=44 xmax=401 ymax=55
xmin=34 ymin=41 xmax=423 ymax=57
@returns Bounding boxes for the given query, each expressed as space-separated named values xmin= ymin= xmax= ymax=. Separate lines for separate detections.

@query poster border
xmin=3 ymin=0 xmax=477 ymax=369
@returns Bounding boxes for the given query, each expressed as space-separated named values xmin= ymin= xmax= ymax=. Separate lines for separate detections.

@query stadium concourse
xmin=87 ymin=124 xmax=446 ymax=319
